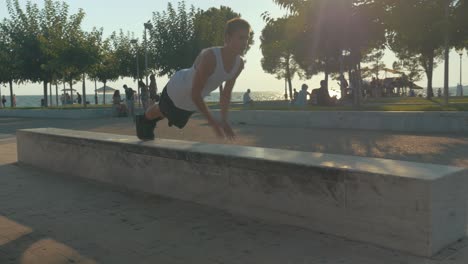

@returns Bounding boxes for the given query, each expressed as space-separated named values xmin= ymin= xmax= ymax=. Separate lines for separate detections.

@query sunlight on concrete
xmin=20 ymin=238 xmax=97 ymax=264
xmin=0 ymin=215 xmax=32 ymax=246
xmin=0 ymin=215 xmax=96 ymax=264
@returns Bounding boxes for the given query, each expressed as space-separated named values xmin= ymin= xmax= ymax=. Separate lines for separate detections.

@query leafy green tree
xmin=5 ymin=0 xmax=90 ymax=107
xmin=0 ymin=19 xmax=19 ymax=107
xmin=193 ymin=6 xmax=253 ymax=53
xmin=362 ymin=49 xmax=385 ymax=80
xmin=149 ymin=1 xmax=198 ymax=76
xmin=392 ymin=55 xmax=424 ymax=86
xmin=452 ymin=1 xmax=468 ymax=52
xmin=270 ymin=0 xmax=386 ymax=105
xmin=92 ymin=38 xmax=120 ymax=104
xmin=380 ymin=0 xmax=460 ymax=98
xmin=58 ymin=22 xmax=100 ymax=104
xmin=110 ymin=30 xmax=144 ymax=80
xmin=261 ymin=17 xmax=313 ymax=99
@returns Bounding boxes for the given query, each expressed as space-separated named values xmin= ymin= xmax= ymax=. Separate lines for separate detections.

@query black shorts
xmin=159 ymin=86 xmax=194 ymax=129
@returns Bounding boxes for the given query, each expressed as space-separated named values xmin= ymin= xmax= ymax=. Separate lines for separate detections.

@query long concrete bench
xmin=214 ymin=110 xmax=468 ymax=133
xmin=16 ymin=128 xmax=468 ymax=257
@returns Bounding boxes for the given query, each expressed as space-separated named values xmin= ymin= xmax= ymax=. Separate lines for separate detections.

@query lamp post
xmin=131 ymin=39 xmax=140 ymax=106
xmin=443 ymin=0 xmax=450 ymax=104
xmin=457 ymin=49 xmax=464 ymax=96
xmin=144 ymin=21 xmax=153 ymax=87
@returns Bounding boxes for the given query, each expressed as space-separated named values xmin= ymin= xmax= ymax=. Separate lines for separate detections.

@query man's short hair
xmin=225 ymin=18 xmax=251 ymax=36
xmin=320 ymin=80 xmax=326 ymax=87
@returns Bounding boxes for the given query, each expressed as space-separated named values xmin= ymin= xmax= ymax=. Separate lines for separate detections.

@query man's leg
xmin=136 ymin=103 xmax=165 ymax=140
xmin=145 ymin=103 xmax=165 ymax=120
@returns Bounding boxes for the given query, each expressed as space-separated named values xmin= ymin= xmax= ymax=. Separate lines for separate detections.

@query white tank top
xmin=167 ymin=47 xmax=241 ymax=111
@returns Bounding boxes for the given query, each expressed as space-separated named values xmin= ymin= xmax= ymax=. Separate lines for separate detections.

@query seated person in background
xmin=112 ymin=90 xmax=127 ymax=117
xmin=316 ymin=80 xmax=336 ymax=106
xmin=309 ymin=89 xmax=319 ymax=105
xmin=243 ymin=88 xmax=253 ymax=106
xmin=295 ymin=84 xmax=309 ymax=107
xmin=292 ymin=88 xmax=298 ymax=104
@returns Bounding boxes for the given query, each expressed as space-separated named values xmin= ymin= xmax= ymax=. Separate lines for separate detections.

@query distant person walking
xmin=77 ymin=92 xmax=82 ymax=105
xmin=1 ymin=95 xmax=6 ymax=108
xmin=149 ymin=74 xmax=159 ymax=103
xmin=123 ymin=84 xmax=135 ymax=120
xmin=139 ymin=80 xmax=150 ymax=110
xmin=12 ymin=94 xmax=16 ymax=107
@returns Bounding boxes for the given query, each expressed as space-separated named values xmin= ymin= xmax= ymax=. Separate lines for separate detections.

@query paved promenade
xmin=1 ymin=116 xmax=468 ymax=263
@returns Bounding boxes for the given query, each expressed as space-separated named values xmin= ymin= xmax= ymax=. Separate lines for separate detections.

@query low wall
xmin=216 ymin=110 xmax=468 ymax=133
xmin=16 ymin=128 xmax=468 ymax=256
xmin=0 ymin=108 xmax=113 ymax=119
xmin=2 ymin=108 xmax=467 ymax=132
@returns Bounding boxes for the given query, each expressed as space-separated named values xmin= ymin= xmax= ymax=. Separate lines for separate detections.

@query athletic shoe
xmin=136 ymin=114 xmax=156 ymax=140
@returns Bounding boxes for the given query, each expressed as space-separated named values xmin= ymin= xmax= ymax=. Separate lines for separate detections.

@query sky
xmin=0 ymin=0 xmax=467 ymax=96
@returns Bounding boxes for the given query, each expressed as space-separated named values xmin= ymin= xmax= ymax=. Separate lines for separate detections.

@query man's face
xmin=225 ymin=29 xmax=250 ymax=55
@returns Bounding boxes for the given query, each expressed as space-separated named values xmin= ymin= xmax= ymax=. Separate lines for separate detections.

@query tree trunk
xmin=103 ymin=81 xmax=106 ymax=104
xmin=324 ymin=71 xmax=330 ymax=96
xmin=94 ymin=79 xmax=98 ymax=105
xmin=324 ymin=60 xmax=331 ymax=99
xmin=357 ymin=61 xmax=363 ymax=106
xmin=63 ymin=80 xmax=66 ymax=105
xmin=287 ymin=76 xmax=293 ymax=101
xmin=324 ymin=58 xmax=329 ymax=89
xmin=352 ymin=63 xmax=360 ymax=107
xmin=82 ymin=73 xmax=86 ymax=108
xmin=43 ymin=81 xmax=48 ymax=107
xmin=69 ymin=81 xmax=74 ymax=104
xmin=443 ymin=0 xmax=450 ymax=105
xmin=286 ymin=60 xmax=293 ymax=101
xmin=9 ymin=80 xmax=14 ymax=107
xmin=426 ymin=54 xmax=434 ymax=99
xmin=49 ymin=83 xmax=52 ymax=106
xmin=55 ymin=83 xmax=59 ymax=106
xmin=219 ymin=84 xmax=223 ymax=95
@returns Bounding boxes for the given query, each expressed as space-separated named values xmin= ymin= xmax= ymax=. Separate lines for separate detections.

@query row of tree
xmin=0 ymin=0 xmax=252 ymax=107
xmin=260 ymin=0 xmax=468 ymax=100
xmin=2 ymin=0 xmax=467 ymax=107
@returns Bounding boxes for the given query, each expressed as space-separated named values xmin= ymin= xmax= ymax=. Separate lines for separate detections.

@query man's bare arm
xmin=191 ymin=50 xmax=223 ymax=136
